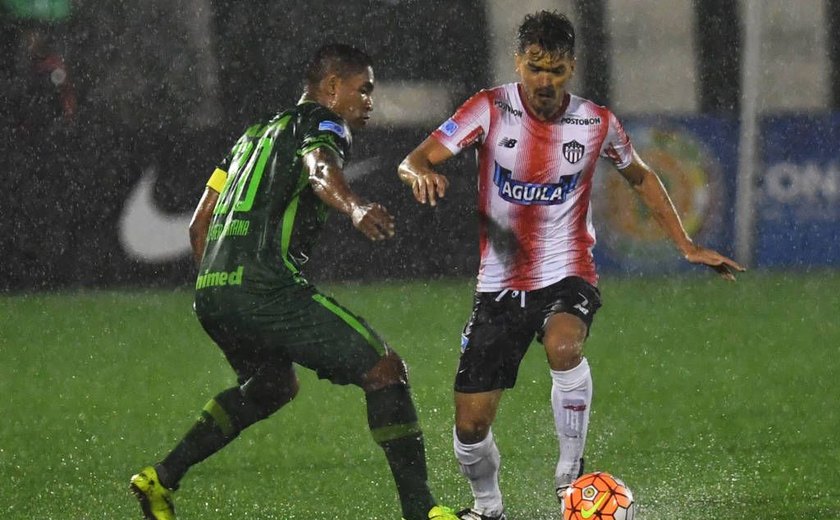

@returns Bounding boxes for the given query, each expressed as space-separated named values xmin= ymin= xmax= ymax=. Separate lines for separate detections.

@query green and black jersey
xmin=196 ymin=101 xmax=352 ymax=295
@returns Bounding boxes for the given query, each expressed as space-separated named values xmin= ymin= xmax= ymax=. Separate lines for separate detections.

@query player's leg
xmin=130 ymin=362 xmax=298 ymax=519
xmin=154 ymin=357 xmax=299 ymax=490
xmin=537 ymin=277 xmax=601 ymax=496
xmin=360 ymin=351 xmax=452 ymax=520
xmin=131 ymin=315 xmax=299 ymax=519
xmin=543 ymin=312 xmax=590 ymax=490
xmin=453 ymin=390 xmax=505 ymax=520
xmin=285 ymin=291 xmax=456 ymax=520
xmin=453 ymin=290 xmax=532 ymax=520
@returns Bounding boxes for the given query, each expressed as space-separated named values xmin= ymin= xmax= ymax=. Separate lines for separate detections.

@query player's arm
xmin=303 ymin=147 xmax=394 ymax=241
xmin=617 ymin=150 xmax=745 ymax=280
xmin=398 ymin=136 xmax=454 ymax=207
xmin=189 ymin=167 xmax=226 ymax=267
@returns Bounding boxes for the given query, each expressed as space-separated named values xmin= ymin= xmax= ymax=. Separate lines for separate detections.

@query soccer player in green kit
xmin=129 ymin=44 xmax=459 ymax=520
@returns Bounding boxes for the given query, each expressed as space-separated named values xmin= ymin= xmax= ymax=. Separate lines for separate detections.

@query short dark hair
xmin=517 ymin=10 xmax=575 ymax=57
xmin=305 ymin=43 xmax=373 ymax=88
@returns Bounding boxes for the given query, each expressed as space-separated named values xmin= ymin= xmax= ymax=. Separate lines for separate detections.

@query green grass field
xmin=2 ymin=272 xmax=839 ymax=519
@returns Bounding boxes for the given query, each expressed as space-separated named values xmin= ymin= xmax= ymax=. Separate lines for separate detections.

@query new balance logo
xmin=498 ymin=137 xmax=517 ymax=148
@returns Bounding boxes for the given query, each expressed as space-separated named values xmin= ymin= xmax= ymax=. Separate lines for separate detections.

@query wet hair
xmin=517 ymin=10 xmax=575 ymax=57
xmin=304 ymin=43 xmax=372 ymax=88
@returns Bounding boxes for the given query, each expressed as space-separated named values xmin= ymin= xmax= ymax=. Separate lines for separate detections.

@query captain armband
xmin=206 ymin=168 xmax=228 ymax=193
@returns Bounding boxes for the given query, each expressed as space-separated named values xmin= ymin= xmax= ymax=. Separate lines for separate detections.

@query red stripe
xmin=477 ymin=99 xmax=501 ymax=267
xmin=567 ymin=181 xmax=597 ymax=285
xmin=566 ymin=106 xmax=612 ymax=285
xmin=508 ymin=112 xmax=561 ymax=289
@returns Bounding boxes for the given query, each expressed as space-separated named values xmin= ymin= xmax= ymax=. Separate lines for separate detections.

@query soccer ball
xmin=561 ymin=471 xmax=636 ymax=520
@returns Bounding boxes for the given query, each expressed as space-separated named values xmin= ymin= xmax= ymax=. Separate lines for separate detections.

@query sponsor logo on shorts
xmin=196 ymin=265 xmax=244 ymax=289
xmin=573 ymin=293 xmax=590 ymax=315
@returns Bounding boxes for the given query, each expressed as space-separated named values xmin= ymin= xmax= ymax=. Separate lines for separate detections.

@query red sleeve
xmin=431 ymin=90 xmax=493 ymax=155
xmin=599 ymin=110 xmax=634 ymax=169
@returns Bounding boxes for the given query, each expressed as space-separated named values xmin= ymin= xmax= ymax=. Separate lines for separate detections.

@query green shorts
xmin=194 ymin=281 xmax=389 ymax=387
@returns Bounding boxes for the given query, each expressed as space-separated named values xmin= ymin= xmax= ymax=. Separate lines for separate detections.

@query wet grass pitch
xmin=2 ymin=272 xmax=838 ymax=518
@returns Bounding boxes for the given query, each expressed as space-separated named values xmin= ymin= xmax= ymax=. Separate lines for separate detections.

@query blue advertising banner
xmin=591 ymin=116 xmax=738 ymax=275
xmin=757 ymin=114 xmax=840 ymax=268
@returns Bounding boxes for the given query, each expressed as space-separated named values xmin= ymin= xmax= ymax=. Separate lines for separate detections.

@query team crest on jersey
xmin=318 ymin=120 xmax=346 ymax=138
xmin=563 ymin=140 xmax=585 ymax=164
xmin=493 ymin=162 xmax=581 ymax=205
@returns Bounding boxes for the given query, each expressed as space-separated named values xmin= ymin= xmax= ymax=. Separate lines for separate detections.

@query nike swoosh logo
xmin=580 ymin=492 xmax=608 ymax=519
xmin=119 ymin=157 xmax=383 ymax=262
xmin=119 ymin=166 xmax=193 ymax=262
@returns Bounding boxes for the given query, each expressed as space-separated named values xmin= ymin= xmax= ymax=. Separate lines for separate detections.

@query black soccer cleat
xmin=556 ymin=457 xmax=585 ymax=507
xmin=457 ymin=508 xmax=507 ymax=520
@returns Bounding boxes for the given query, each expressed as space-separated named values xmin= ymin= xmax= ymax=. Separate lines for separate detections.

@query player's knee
xmin=242 ymin=370 xmax=300 ymax=418
xmin=548 ymin=340 xmax=584 ymax=371
xmin=361 ymin=351 xmax=408 ymax=393
xmin=544 ymin=313 xmax=587 ymax=371
xmin=455 ymin=418 xmax=492 ymax=444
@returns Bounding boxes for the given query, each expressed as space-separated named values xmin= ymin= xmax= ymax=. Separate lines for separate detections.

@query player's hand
xmin=410 ymin=172 xmax=449 ymax=207
xmin=683 ymin=244 xmax=746 ymax=281
xmin=351 ymin=203 xmax=395 ymax=241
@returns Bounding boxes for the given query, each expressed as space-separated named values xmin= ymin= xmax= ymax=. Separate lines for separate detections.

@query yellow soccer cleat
xmin=456 ymin=508 xmax=507 ymax=520
xmin=129 ymin=466 xmax=176 ymax=520
xmin=428 ymin=505 xmax=460 ymax=519
xmin=402 ymin=505 xmax=460 ymax=520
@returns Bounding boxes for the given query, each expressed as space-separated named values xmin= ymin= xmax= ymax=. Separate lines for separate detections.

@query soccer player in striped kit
xmin=398 ymin=11 xmax=744 ymax=520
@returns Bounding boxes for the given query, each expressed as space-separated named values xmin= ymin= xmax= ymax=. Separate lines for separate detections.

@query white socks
xmin=551 ymin=357 xmax=592 ymax=488
xmin=452 ymin=359 xmax=592 ymax=512
xmin=453 ymin=427 xmax=504 ymax=516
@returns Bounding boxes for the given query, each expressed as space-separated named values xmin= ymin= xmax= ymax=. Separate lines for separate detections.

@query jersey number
xmin=215 ymin=115 xmax=291 ymax=215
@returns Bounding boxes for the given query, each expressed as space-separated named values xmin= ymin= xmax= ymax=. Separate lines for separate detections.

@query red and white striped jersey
xmin=432 ymin=83 xmax=634 ymax=291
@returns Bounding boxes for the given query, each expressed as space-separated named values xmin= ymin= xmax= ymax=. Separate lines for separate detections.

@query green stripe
xmin=280 ymin=195 xmax=301 ymax=274
xmin=203 ymin=399 xmax=234 ymax=437
xmin=370 ymin=422 xmax=422 ymax=444
xmin=233 ymin=134 xmax=273 ymax=212
xmin=236 ymin=115 xmax=292 ymax=212
xmin=279 ymin=166 xmax=314 ymax=276
xmin=299 ymin=140 xmax=342 ymax=158
xmin=312 ymin=294 xmax=386 ymax=355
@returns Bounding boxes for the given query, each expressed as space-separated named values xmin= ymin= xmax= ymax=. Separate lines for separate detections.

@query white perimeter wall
xmin=486 ymin=0 xmax=831 ymax=115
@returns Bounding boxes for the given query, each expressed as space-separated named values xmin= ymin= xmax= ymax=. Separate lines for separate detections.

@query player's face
xmin=515 ymin=45 xmax=576 ymax=120
xmin=330 ymin=66 xmax=375 ymax=130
